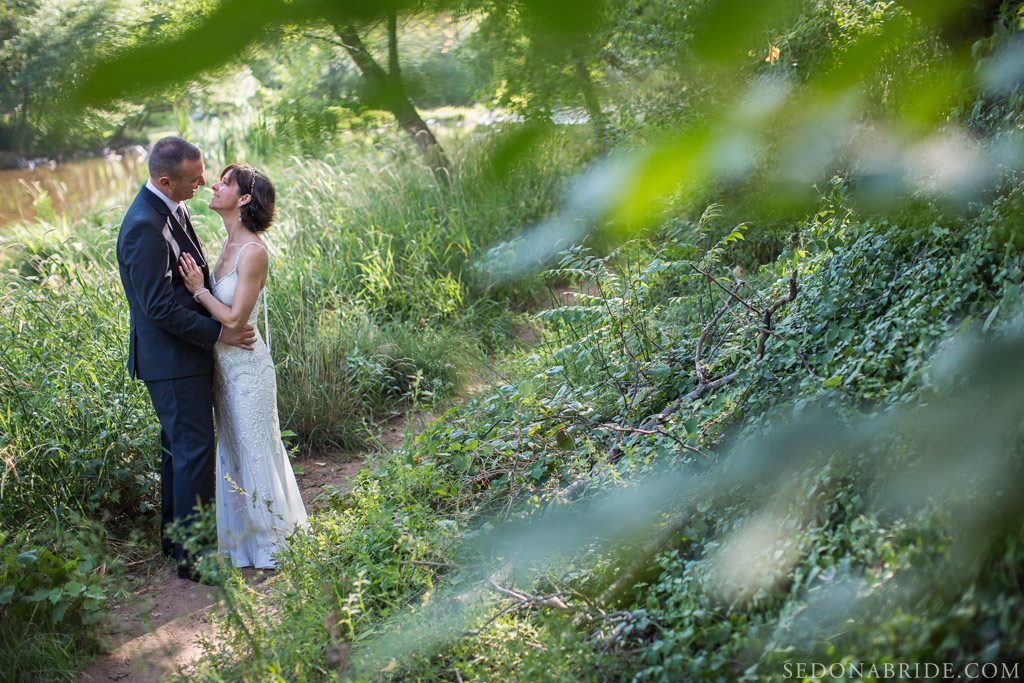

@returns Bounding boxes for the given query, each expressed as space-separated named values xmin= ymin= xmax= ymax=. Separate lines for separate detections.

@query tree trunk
xmin=332 ymin=21 xmax=450 ymax=178
xmin=15 ymin=87 xmax=29 ymax=158
xmin=386 ymin=10 xmax=400 ymax=83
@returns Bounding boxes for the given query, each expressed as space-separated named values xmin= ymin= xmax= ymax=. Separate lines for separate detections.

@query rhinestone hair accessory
xmin=249 ymin=168 xmax=258 ymax=196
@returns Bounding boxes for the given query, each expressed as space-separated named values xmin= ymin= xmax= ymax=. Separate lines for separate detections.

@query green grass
xmin=8 ymin=2 xmax=1023 ymax=679
xmin=184 ymin=193 xmax=1024 ymax=681
xmin=187 ymin=128 xmax=594 ymax=450
xmin=0 ymin=220 xmax=156 ymax=533
xmin=0 ymin=125 xmax=595 ymax=680
xmin=7 ymin=73 xmax=1022 ymax=682
xmin=0 ymin=126 xmax=592 ymax=528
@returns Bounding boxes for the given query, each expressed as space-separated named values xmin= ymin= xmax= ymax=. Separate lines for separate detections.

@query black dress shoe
xmin=177 ymin=565 xmax=222 ymax=585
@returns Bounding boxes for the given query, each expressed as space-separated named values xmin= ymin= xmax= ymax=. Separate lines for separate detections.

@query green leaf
xmin=73 ymin=0 xmax=351 ymax=107
xmin=0 ymin=586 xmax=14 ymax=605
xmin=691 ymin=0 xmax=801 ymax=62
xmin=486 ymin=122 xmax=553 ymax=182
xmin=452 ymin=452 xmax=472 ymax=473
xmin=15 ymin=550 xmax=38 ymax=566
xmin=50 ymin=601 xmax=70 ymax=625
xmin=530 ymin=461 xmax=546 ymax=480
xmin=982 ymin=305 xmax=1000 ymax=333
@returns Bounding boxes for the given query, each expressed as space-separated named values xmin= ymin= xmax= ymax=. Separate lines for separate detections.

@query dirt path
xmin=78 ymin=412 xmax=435 ymax=683
xmin=74 ymin=284 xmax=563 ymax=682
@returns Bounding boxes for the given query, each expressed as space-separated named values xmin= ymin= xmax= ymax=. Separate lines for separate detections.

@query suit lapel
xmin=161 ymin=219 xmax=182 ymax=262
xmin=140 ymin=186 xmax=210 ymax=282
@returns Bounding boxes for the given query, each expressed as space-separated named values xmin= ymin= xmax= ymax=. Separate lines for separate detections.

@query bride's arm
xmin=179 ymin=249 xmax=267 ymax=331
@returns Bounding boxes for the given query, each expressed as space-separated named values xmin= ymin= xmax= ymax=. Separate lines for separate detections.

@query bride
xmin=178 ymin=163 xmax=307 ymax=569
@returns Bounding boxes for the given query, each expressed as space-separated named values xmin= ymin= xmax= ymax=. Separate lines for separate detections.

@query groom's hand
xmin=219 ymin=324 xmax=257 ymax=350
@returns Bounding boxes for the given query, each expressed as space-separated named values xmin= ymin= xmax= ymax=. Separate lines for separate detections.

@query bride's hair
xmin=220 ymin=163 xmax=276 ymax=233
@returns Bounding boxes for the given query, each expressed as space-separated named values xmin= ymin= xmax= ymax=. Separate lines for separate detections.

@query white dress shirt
xmin=145 ymin=178 xmax=186 ymax=218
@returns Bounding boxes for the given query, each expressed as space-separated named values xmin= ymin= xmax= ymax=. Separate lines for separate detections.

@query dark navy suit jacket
xmin=116 ymin=186 xmax=221 ymax=381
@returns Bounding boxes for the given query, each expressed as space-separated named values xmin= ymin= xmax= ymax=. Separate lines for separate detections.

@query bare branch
xmin=690 ymin=263 xmax=762 ymax=316
xmin=407 ymin=559 xmax=461 ymax=570
xmin=756 ymin=270 xmax=798 ymax=359
xmin=694 ymin=281 xmax=742 ymax=384
xmin=298 ymin=30 xmax=350 ymax=50
xmin=597 ymin=422 xmax=707 ymax=456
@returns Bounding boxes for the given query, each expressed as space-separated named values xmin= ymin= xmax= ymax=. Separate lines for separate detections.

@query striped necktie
xmin=175 ymin=205 xmax=205 ymax=266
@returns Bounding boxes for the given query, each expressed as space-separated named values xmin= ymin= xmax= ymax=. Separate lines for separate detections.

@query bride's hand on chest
xmin=178 ymin=253 xmax=205 ymax=293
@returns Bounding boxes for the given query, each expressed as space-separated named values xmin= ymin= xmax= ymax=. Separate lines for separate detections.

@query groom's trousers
xmin=144 ymin=373 xmax=216 ymax=566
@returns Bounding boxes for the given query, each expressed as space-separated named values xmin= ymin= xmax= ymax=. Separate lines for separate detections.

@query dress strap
xmin=263 ymin=288 xmax=271 ymax=355
xmin=233 ymin=241 xmax=264 ymax=270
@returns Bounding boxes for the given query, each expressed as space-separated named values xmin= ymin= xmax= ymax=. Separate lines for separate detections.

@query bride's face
xmin=209 ymin=171 xmax=247 ymax=213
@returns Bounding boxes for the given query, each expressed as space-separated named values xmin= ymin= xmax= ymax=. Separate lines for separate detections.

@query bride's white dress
xmin=211 ymin=242 xmax=307 ymax=568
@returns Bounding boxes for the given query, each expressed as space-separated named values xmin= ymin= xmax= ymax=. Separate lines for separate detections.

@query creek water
xmin=0 ymin=155 xmax=147 ymax=229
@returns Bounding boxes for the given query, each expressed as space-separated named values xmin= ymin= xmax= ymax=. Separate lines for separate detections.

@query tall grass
xmin=0 ymin=215 xmax=146 ymax=681
xmin=0 ymin=216 xmax=157 ymax=535
xmin=0 ymin=127 xmax=590 ymax=528
xmin=0 ymin=122 xmax=594 ymax=678
xmin=185 ymin=128 xmax=594 ymax=450
xmin=1 ymin=126 xmax=591 ymax=525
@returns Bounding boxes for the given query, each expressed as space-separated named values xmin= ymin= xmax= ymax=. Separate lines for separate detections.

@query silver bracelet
xmin=193 ymin=287 xmax=209 ymax=301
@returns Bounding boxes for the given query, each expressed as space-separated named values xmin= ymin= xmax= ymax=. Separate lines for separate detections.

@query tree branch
xmin=694 ymin=281 xmax=741 ymax=384
xmin=331 ymin=23 xmax=389 ymax=82
xmin=298 ymin=30 xmax=350 ymax=50
xmin=689 ymin=263 xmax=761 ymax=316
xmin=386 ymin=10 xmax=400 ymax=79
xmin=756 ymin=269 xmax=798 ymax=359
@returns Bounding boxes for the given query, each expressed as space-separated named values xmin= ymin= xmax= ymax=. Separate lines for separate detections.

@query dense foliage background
xmin=2 ymin=0 xmax=1024 ymax=680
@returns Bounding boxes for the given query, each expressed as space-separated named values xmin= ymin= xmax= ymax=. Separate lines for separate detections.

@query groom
xmin=116 ymin=136 xmax=255 ymax=581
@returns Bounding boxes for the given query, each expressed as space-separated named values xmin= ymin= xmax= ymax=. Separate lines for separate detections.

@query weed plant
xmin=0 ymin=125 xmax=593 ymax=679
xmin=188 ymin=191 xmax=1024 ymax=680
xmin=191 ymin=127 xmax=591 ymax=449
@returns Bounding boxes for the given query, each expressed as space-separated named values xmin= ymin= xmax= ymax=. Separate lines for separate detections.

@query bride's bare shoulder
xmin=236 ymin=240 xmax=269 ymax=275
